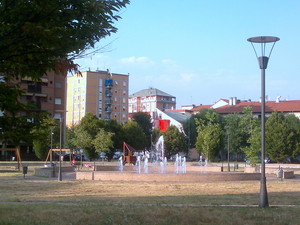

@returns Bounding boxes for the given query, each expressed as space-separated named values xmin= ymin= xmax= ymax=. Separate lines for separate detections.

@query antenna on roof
xmin=276 ymin=96 xmax=281 ymax=103
xmin=107 ymin=69 xmax=112 ymax=78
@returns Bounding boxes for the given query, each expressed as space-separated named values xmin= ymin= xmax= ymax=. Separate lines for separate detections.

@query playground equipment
xmin=122 ymin=142 xmax=137 ymax=165
xmin=45 ymin=148 xmax=72 ymax=165
xmin=0 ymin=148 xmax=22 ymax=170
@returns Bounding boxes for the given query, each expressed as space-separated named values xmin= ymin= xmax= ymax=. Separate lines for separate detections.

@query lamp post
xmin=247 ymin=36 xmax=280 ymax=208
xmin=58 ymin=117 xmax=62 ymax=181
xmin=50 ymin=128 xmax=53 ymax=164
xmin=226 ymin=128 xmax=230 ymax=172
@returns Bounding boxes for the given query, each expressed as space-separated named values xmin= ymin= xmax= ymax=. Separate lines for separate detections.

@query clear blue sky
xmin=75 ymin=0 xmax=300 ymax=108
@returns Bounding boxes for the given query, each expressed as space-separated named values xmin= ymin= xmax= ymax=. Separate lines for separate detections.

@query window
xmin=54 ymin=113 xmax=61 ymax=119
xmin=123 ymin=81 xmax=127 ymax=87
xmin=123 ymin=90 xmax=126 ymax=95
xmin=55 ymin=98 xmax=62 ymax=105
xmin=123 ymin=98 xmax=126 ymax=103
xmin=55 ymin=82 xmax=62 ymax=88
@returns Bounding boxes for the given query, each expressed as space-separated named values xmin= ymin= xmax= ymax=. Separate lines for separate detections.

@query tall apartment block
xmin=19 ymin=71 xmax=66 ymax=119
xmin=66 ymin=70 xmax=129 ymax=127
xmin=0 ymin=72 xmax=66 ymax=160
xmin=128 ymin=88 xmax=176 ymax=116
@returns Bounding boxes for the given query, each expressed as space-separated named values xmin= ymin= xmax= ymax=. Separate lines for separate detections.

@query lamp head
xmin=247 ymin=36 xmax=280 ymax=69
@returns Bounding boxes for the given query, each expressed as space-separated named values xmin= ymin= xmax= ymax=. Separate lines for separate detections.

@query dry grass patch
xmin=0 ymin=177 xmax=299 ymax=225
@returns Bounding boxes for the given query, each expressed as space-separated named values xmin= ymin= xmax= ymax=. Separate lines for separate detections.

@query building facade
xmin=129 ymin=88 xmax=176 ymax=116
xmin=66 ymin=70 xmax=129 ymax=126
xmin=16 ymin=71 xmax=67 ymax=119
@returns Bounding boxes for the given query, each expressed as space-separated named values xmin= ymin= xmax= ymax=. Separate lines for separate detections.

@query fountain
xmin=118 ymin=156 xmax=123 ymax=172
xmin=155 ymin=135 xmax=164 ymax=160
xmin=144 ymin=157 xmax=148 ymax=173
xmin=135 ymin=156 xmax=141 ymax=173
xmin=76 ymin=137 xmax=261 ymax=182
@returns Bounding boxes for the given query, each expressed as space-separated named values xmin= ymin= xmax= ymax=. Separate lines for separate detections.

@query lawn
xmin=0 ymin=169 xmax=299 ymax=225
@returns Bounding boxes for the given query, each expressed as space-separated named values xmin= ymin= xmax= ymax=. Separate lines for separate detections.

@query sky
xmin=74 ymin=0 xmax=300 ymax=108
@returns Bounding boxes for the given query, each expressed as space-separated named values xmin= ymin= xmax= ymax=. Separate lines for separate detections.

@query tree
xmin=102 ymin=119 xmax=125 ymax=150
xmin=266 ymin=112 xmax=298 ymax=162
xmin=240 ymin=107 xmax=260 ymax=165
xmin=285 ymin=114 xmax=300 ymax=157
xmin=71 ymin=113 xmax=101 ymax=160
xmin=0 ymin=0 xmax=129 ymax=83
xmin=242 ymin=126 xmax=261 ymax=166
xmin=183 ymin=109 xmax=223 ymax=149
xmin=223 ymin=114 xmax=244 ymax=161
xmin=195 ymin=110 xmax=223 ymax=161
xmin=132 ymin=112 xmax=152 ymax=146
xmin=0 ymin=0 xmax=129 ymax=146
xmin=31 ymin=116 xmax=59 ymax=160
xmin=93 ymin=129 xmax=114 ymax=153
xmin=164 ymin=125 xmax=187 ymax=157
xmin=123 ymin=121 xmax=147 ymax=150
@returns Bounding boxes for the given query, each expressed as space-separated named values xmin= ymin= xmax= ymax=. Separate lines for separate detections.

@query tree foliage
xmin=0 ymin=0 xmax=129 ymax=82
xmin=239 ymin=107 xmax=260 ymax=165
xmin=164 ymin=125 xmax=187 ymax=157
xmin=93 ymin=129 xmax=114 ymax=153
xmin=69 ymin=113 xmax=115 ymax=160
xmin=195 ymin=110 xmax=223 ymax=161
xmin=30 ymin=115 xmax=59 ymax=160
xmin=123 ymin=121 xmax=147 ymax=150
xmin=132 ymin=112 xmax=152 ymax=146
xmin=266 ymin=112 xmax=299 ymax=162
xmin=0 ymin=0 xmax=129 ymax=147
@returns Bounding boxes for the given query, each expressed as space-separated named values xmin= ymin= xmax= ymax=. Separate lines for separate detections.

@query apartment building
xmin=66 ymin=70 xmax=129 ymax=126
xmin=19 ymin=71 xmax=66 ymax=119
xmin=129 ymin=88 xmax=176 ymax=116
xmin=0 ymin=72 xmax=66 ymax=160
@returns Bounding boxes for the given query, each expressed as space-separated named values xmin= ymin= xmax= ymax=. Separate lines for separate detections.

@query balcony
xmin=105 ymin=90 xmax=112 ymax=97
xmin=105 ymin=107 xmax=112 ymax=113
xmin=105 ymin=99 xmax=112 ymax=105
xmin=105 ymin=79 xmax=113 ymax=88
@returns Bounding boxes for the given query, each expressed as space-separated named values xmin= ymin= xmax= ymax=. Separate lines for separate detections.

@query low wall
xmin=244 ymin=166 xmax=296 ymax=179
xmin=76 ymin=171 xmax=260 ymax=183
xmin=283 ymin=171 xmax=294 ymax=179
xmin=35 ymin=166 xmax=75 ymax=178
xmin=95 ymin=165 xmax=223 ymax=173
xmin=34 ymin=168 xmax=55 ymax=178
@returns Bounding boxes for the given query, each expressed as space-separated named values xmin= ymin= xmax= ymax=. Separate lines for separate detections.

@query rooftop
xmin=215 ymin=100 xmax=300 ymax=114
xmin=130 ymin=88 xmax=175 ymax=98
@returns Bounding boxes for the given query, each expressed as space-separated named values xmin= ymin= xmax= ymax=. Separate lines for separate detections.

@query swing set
xmin=0 ymin=148 xmax=22 ymax=170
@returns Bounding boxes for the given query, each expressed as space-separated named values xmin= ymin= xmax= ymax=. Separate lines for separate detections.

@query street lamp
xmin=50 ymin=128 xmax=54 ymax=167
xmin=58 ymin=117 xmax=62 ymax=181
xmin=247 ymin=36 xmax=280 ymax=208
xmin=226 ymin=127 xmax=230 ymax=172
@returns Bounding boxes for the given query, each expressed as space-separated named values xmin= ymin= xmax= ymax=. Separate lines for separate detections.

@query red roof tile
xmin=215 ymin=100 xmax=300 ymax=114
xmin=192 ymin=104 xmax=212 ymax=112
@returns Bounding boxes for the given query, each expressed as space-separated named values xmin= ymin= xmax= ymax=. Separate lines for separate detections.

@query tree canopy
xmin=0 ymin=0 xmax=129 ymax=82
xmin=164 ymin=125 xmax=187 ymax=157
xmin=123 ymin=121 xmax=147 ymax=150
xmin=195 ymin=110 xmax=223 ymax=161
xmin=0 ymin=0 xmax=129 ymax=147
xmin=266 ymin=112 xmax=299 ymax=162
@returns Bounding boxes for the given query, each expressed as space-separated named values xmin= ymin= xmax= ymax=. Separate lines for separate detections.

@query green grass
xmin=0 ymin=161 xmax=300 ymax=225
xmin=0 ymin=202 xmax=299 ymax=225
xmin=0 ymin=178 xmax=299 ymax=225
